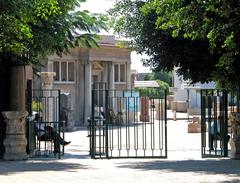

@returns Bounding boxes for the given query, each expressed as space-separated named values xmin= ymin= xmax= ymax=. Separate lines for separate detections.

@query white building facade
xmin=36 ymin=36 xmax=132 ymax=129
xmin=172 ymin=67 xmax=215 ymax=115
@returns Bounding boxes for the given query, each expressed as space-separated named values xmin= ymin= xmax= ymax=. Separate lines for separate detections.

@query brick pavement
xmin=0 ymin=120 xmax=240 ymax=183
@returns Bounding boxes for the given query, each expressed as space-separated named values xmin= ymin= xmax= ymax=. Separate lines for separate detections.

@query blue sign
xmin=124 ymin=91 xmax=140 ymax=112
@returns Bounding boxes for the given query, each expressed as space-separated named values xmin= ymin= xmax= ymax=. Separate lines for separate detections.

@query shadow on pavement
xmin=63 ymin=153 xmax=90 ymax=159
xmin=219 ymin=180 xmax=240 ymax=183
xmin=0 ymin=160 xmax=91 ymax=175
xmin=116 ymin=159 xmax=240 ymax=176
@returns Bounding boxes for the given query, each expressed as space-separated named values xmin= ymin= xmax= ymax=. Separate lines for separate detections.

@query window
xmin=68 ymin=63 xmax=74 ymax=81
xmin=114 ymin=63 xmax=126 ymax=82
xmin=120 ymin=64 xmax=125 ymax=82
xmin=114 ymin=64 xmax=119 ymax=82
xmin=61 ymin=62 xmax=67 ymax=81
xmin=53 ymin=61 xmax=75 ymax=82
xmin=53 ymin=62 xmax=59 ymax=81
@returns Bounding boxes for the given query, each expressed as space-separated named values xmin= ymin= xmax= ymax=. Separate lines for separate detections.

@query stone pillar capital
xmin=39 ymin=72 xmax=56 ymax=86
xmin=2 ymin=111 xmax=28 ymax=121
xmin=1 ymin=111 xmax=28 ymax=160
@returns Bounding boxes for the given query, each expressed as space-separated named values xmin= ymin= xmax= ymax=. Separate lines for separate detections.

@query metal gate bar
xmin=26 ymin=89 xmax=64 ymax=158
xmin=201 ymin=89 xmax=240 ymax=158
xmin=90 ymin=84 xmax=167 ymax=159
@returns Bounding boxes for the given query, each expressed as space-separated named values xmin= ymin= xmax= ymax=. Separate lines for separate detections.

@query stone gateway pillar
xmin=2 ymin=111 xmax=28 ymax=160
xmin=84 ymin=62 xmax=92 ymax=124
xmin=10 ymin=66 xmax=26 ymax=111
xmin=229 ymin=112 xmax=240 ymax=159
xmin=39 ymin=72 xmax=56 ymax=122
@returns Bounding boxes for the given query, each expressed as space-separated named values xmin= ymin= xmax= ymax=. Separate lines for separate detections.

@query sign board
xmin=124 ymin=91 xmax=140 ymax=112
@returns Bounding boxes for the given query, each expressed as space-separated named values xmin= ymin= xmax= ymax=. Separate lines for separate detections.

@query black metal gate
xmin=201 ymin=89 xmax=240 ymax=158
xmin=26 ymin=88 xmax=64 ymax=158
xmin=89 ymin=83 xmax=167 ymax=159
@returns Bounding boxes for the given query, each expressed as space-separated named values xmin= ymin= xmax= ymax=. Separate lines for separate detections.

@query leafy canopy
xmin=142 ymin=0 xmax=240 ymax=88
xmin=0 ymin=0 xmax=108 ymax=66
xmin=109 ymin=0 xmax=240 ymax=88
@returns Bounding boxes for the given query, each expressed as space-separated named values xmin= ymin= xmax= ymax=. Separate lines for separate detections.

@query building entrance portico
xmin=36 ymin=35 xmax=132 ymax=129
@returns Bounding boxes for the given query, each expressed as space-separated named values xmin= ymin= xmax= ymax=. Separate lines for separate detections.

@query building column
xmin=102 ymin=63 xmax=108 ymax=88
xmin=108 ymin=62 xmax=115 ymax=110
xmin=2 ymin=111 xmax=28 ymax=160
xmin=126 ymin=62 xmax=131 ymax=90
xmin=109 ymin=62 xmax=114 ymax=90
xmin=10 ymin=66 xmax=26 ymax=111
xmin=39 ymin=72 xmax=56 ymax=122
xmin=84 ymin=62 xmax=92 ymax=124
xmin=75 ymin=62 xmax=84 ymax=126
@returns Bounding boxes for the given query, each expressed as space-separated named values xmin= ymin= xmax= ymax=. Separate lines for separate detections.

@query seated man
xmin=210 ymin=117 xmax=230 ymax=150
xmin=33 ymin=113 xmax=71 ymax=153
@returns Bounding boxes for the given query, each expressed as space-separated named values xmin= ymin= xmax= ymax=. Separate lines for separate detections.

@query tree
xmin=142 ymin=72 xmax=172 ymax=86
xmin=141 ymin=0 xmax=240 ymax=88
xmin=0 ymin=0 xmax=108 ymax=158
xmin=152 ymin=71 xmax=172 ymax=86
xmin=143 ymin=73 xmax=153 ymax=81
xmin=109 ymin=0 xmax=240 ymax=88
xmin=109 ymin=0 xmax=218 ymax=85
xmin=0 ymin=0 xmax=107 ymax=66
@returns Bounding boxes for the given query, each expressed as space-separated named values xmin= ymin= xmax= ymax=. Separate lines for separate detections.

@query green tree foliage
xmin=142 ymin=0 xmax=240 ymax=88
xmin=0 ymin=0 xmax=107 ymax=66
xmin=110 ymin=0 xmax=240 ymax=88
xmin=142 ymin=71 xmax=172 ymax=86
xmin=109 ymin=1 xmax=217 ymax=85
xmin=136 ymin=76 xmax=169 ymax=98
xmin=136 ymin=87 xmax=166 ymax=98
xmin=143 ymin=73 xmax=153 ymax=81
xmin=153 ymin=71 xmax=172 ymax=86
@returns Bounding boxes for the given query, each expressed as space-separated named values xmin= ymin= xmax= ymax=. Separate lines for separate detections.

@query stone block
xmin=188 ymin=122 xmax=201 ymax=133
xmin=192 ymin=117 xmax=200 ymax=123
xmin=60 ymin=93 xmax=73 ymax=129
xmin=2 ymin=111 xmax=28 ymax=160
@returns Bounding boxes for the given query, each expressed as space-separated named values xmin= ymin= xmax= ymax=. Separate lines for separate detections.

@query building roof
xmin=98 ymin=35 xmax=116 ymax=45
xmin=134 ymin=80 xmax=159 ymax=88
xmin=182 ymin=82 xmax=216 ymax=90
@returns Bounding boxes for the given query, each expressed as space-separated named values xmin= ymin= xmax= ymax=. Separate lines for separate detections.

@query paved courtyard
xmin=0 ymin=120 xmax=240 ymax=183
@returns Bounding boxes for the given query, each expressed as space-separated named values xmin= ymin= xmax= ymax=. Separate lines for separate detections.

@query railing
xmin=90 ymin=84 xmax=167 ymax=159
xmin=201 ymin=89 xmax=240 ymax=158
xmin=27 ymin=120 xmax=65 ymax=159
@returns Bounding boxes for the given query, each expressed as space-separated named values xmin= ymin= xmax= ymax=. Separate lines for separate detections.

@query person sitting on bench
xmin=34 ymin=113 xmax=71 ymax=152
xmin=210 ymin=116 xmax=230 ymax=150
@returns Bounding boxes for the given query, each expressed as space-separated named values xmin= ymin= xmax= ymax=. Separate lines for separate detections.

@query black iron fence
xmin=89 ymin=83 xmax=167 ymax=159
xmin=26 ymin=89 xmax=64 ymax=158
xmin=28 ymin=121 xmax=65 ymax=158
xmin=201 ymin=89 xmax=240 ymax=158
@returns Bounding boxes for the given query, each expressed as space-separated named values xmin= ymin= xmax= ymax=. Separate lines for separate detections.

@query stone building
xmin=35 ymin=35 xmax=132 ymax=129
xmin=171 ymin=67 xmax=215 ymax=114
